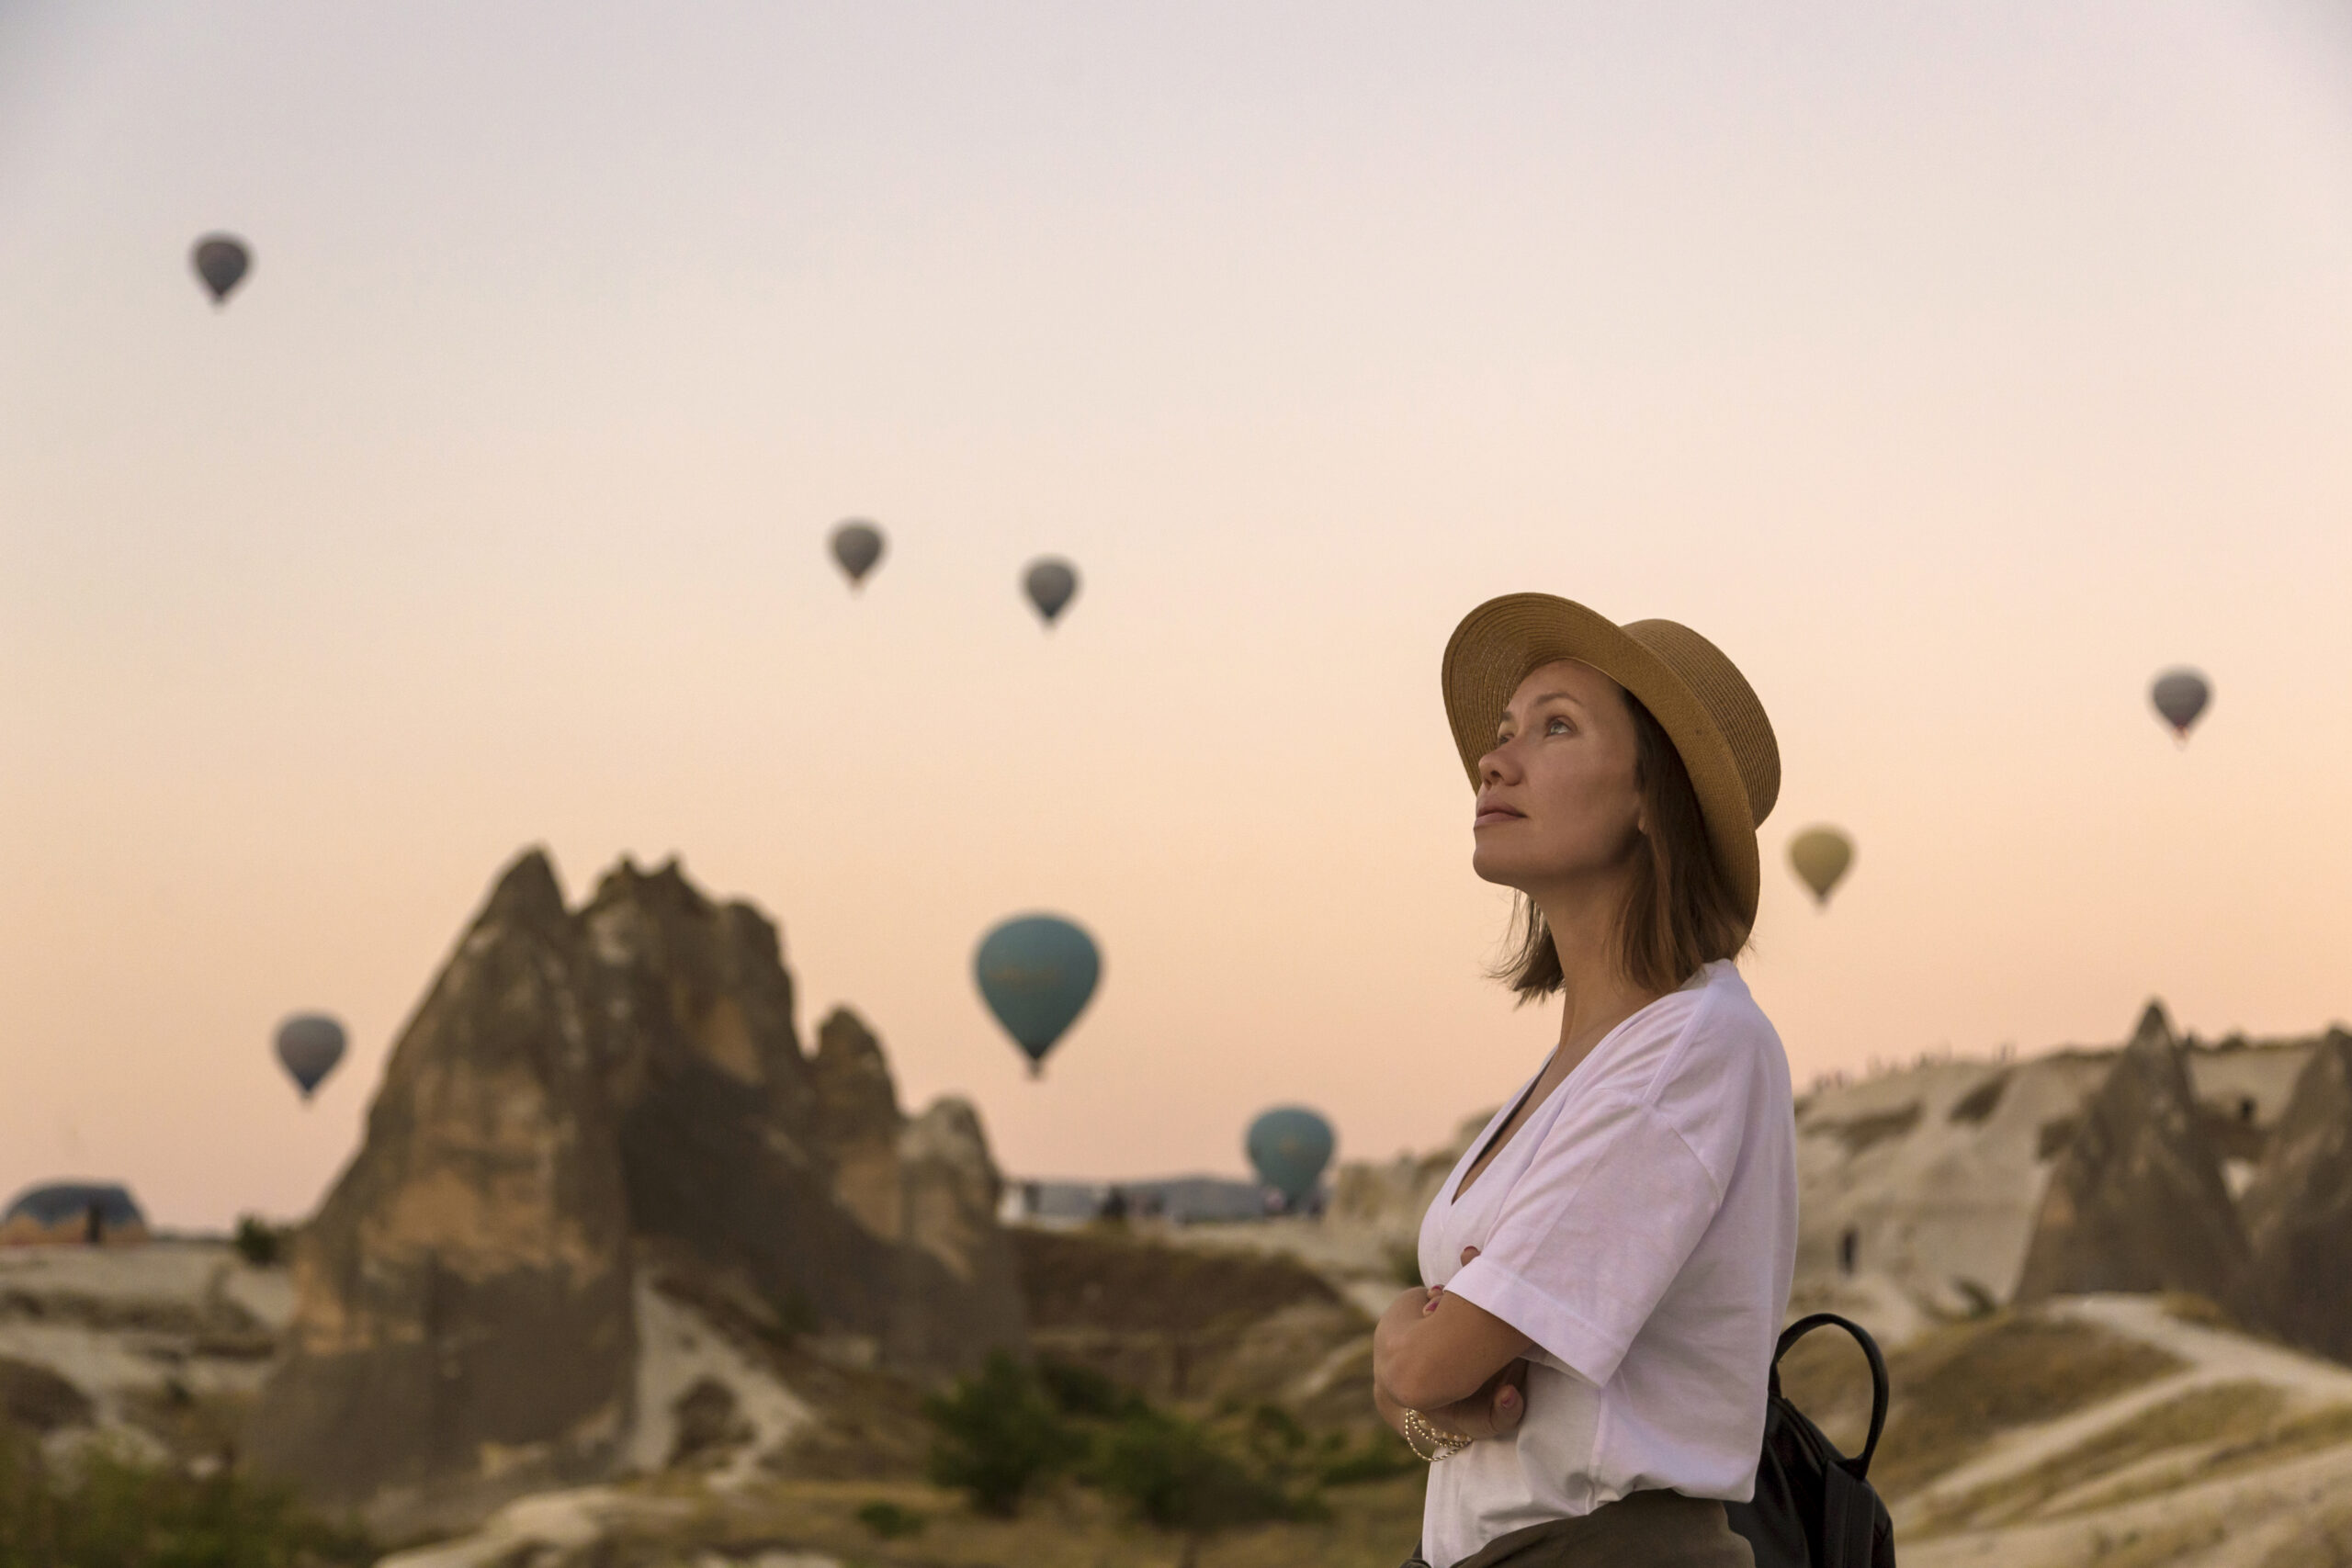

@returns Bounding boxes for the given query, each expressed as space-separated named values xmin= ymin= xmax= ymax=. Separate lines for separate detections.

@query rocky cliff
xmin=2013 ymin=1001 xmax=2251 ymax=1306
xmin=246 ymin=849 xmax=1023 ymax=1526
xmin=2238 ymin=1027 xmax=2352 ymax=1361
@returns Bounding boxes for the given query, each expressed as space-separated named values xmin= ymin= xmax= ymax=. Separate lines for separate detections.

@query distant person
xmin=85 ymin=1201 xmax=103 ymax=1246
xmin=1098 ymin=1185 xmax=1129 ymax=1224
xmin=1374 ymin=596 xmax=1797 ymax=1568
xmin=1840 ymin=1226 xmax=1860 ymax=1276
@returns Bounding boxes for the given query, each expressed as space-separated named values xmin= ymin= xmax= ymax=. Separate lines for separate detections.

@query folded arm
xmin=1373 ymin=1247 xmax=1534 ymax=1440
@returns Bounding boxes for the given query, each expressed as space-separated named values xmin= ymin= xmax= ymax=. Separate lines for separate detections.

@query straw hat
xmin=1441 ymin=594 xmax=1781 ymax=925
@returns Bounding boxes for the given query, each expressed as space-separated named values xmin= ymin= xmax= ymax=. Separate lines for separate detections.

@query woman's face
xmin=1470 ymin=660 xmax=1645 ymax=896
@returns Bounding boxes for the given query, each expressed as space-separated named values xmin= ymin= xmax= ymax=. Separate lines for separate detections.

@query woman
xmin=1374 ymin=594 xmax=1798 ymax=1567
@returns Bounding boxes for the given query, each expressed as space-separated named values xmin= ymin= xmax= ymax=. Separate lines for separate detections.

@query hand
xmin=1429 ymin=1356 xmax=1529 ymax=1440
xmin=1424 ymin=1244 xmax=1481 ymax=1314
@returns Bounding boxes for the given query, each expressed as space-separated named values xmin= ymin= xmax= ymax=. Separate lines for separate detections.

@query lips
xmin=1474 ymin=798 xmax=1525 ymax=828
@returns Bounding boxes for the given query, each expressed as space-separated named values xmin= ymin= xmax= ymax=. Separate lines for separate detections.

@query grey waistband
xmin=1405 ymin=1490 xmax=1755 ymax=1568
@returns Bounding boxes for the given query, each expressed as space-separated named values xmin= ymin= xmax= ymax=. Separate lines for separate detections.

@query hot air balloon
xmin=2150 ymin=669 xmax=2211 ymax=742
xmin=191 ymin=235 xmax=250 ymax=306
xmin=274 ymin=1013 xmax=346 ymax=1100
xmin=974 ymin=915 xmax=1101 ymax=1076
xmin=1023 ymin=558 xmax=1079 ymax=626
xmin=1788 ymin=828 xmax=1854 ymax=908
xmin=1246 ymin=1107 xmax=1335 ymax=1211
xmin=831 ymin=520 xmax=885 ymax=588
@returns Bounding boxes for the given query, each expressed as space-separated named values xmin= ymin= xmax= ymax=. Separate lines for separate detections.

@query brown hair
xmin=1493 ymin=688 xmax=1751 ymax=1000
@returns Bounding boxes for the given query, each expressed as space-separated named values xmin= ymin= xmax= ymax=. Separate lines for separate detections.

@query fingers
xmin=1489 ymin=1374 xmax=1525 ymax=1433
xmin=1460 ymin=1246 xmax=1481 ymax=1267
xmin=1430 ymin=1395 xmax=1495 ymax=1439
xmin=1431 ymin=1356 xmax=1531 ymax=1440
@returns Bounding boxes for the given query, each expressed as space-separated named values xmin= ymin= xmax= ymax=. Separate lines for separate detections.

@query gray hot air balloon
xmin=274 ymin=1013 xmax=346 ymax=1101
xmin=2150 ymin=669 xmax=2211 ymax=741
xmin=831 ymin=520 xmax=886 ymax=588
xmin=191 ymin=235 xmax=250 ymax=306
xmin=1023 ymin=558 xmax=1079 ymax=626
xmin=1788 ymin=827 xmax=1854 ymax=907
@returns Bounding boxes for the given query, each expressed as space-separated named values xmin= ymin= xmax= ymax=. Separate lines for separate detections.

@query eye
xmin=1545 ymin=716 xmax=1572 ymax=736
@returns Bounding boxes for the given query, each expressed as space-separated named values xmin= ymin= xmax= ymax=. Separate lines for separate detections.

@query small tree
xmin=922 ymin=1352 xmax=1083 ymax=1517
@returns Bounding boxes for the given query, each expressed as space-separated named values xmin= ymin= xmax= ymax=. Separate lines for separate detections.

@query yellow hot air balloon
xmin=1789 ymin=828 xmax=1854 ymax=907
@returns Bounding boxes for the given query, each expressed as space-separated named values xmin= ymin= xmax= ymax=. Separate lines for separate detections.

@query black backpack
xmin=1724 ymin=1313 xmax=1898 ymax=1568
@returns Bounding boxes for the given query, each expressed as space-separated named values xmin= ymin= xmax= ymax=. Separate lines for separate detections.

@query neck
xmin=1534 ymin=873 xmax=1661 ymax=1055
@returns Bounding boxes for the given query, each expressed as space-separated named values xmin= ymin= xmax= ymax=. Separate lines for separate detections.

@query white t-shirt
xmin=1417 ymin=960 xmax=1796 ymax=1568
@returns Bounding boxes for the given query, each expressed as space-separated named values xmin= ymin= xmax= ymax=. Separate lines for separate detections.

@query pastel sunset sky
xmin=4 ymin=2 xmax=2348 ymax=1230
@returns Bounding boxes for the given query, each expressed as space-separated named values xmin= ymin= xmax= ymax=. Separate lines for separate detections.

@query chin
xmin=1469 ymin=842 xmax=1535 ymax=891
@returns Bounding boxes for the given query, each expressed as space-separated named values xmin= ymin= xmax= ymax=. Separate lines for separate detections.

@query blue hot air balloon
xmin=275 ymin=1013 xmax=346 ymax=1100
xmin=974 ymin=915 xmax=1101 ymax=1076
xmin=1246 ymin=1107 xmax=1335 ymax=1210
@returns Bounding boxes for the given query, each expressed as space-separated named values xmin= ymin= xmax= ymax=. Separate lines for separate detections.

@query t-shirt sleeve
xmin=1442 ymin=1092 xmax=1732 ymax=1389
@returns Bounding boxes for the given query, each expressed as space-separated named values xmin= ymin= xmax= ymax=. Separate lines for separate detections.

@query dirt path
xmin=1903 ymin=1296 xmax=2352 ymax=1568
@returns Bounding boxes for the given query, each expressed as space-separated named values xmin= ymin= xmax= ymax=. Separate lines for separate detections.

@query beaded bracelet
xmin=1400 ymin=1408 xmax=1472 ymax=1462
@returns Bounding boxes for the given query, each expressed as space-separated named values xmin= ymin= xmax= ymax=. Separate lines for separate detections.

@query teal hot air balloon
xmin=974 ymin=915 xmax=1101 ymax=1076
xmin=1246 ymin=1107 xmax=1335 ymax=1211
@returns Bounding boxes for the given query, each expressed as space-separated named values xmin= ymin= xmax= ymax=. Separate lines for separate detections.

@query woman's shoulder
xmin=1595 ymin=962 xmax=1787 ymax=1112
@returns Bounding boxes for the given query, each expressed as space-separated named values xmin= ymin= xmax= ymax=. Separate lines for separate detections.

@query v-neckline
xmin=1450 ymin=1054 xmax=1559 ymax=1206
xmin=1447 ymin=974 xmax=1693 ymax=1205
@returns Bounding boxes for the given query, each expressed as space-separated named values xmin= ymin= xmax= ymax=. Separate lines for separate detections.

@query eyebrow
xmin=1496 ymin=691 xmax=1586 ymax=731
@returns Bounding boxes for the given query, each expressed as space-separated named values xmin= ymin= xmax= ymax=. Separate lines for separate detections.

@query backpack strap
xmin=1770 ymin=1313 xmax=1891 ymax=1480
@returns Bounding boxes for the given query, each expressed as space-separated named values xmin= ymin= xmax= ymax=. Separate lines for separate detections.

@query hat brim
xmin=1442 ymin=593 xmax=1761 ymax=928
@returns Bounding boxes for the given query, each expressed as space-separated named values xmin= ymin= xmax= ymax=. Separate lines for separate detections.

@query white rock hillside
xmin=1327 ymin=1000 xmax=2324 ymax=1335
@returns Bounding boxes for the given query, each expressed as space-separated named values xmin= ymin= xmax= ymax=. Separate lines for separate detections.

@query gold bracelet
xmin=1400 ymin=1408 xmax=1472 ymax=1462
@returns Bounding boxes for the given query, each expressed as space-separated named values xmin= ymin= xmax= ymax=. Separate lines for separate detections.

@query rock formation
xmin=248 ymin=849 xmax=1023 ymax=1525
xmin=2012 ymin=1001 xmax=2250 ymax=1307
xmin=2237 ymin=1027 xmax=2352 ymax=1360
xmin=246 ymin=853 xmax=639 ymax=1523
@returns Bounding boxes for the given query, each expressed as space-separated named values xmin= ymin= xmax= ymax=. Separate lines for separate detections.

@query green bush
xmin=1036 ymin=1358 xmax=1144 ymax=1420
xmin=853 ymin=1500 xmax=925 ymax=1540
xmin=230 ymin=1217 xmax=285 ymax=1269
xmin=922 ymin=1352 xmax=1084 ymax=1517
xmin=1087 ymin=1406 xmax=1300 ymax=1532
xmin=1316 ymin=1427 xmax=1419 ymax=1486
xmin=0 ymin=1427 xmax=370 ymax=1568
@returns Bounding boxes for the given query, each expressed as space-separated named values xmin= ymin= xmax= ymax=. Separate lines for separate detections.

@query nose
xmin=1479 ymin=739 xmax=1519 ymax=787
